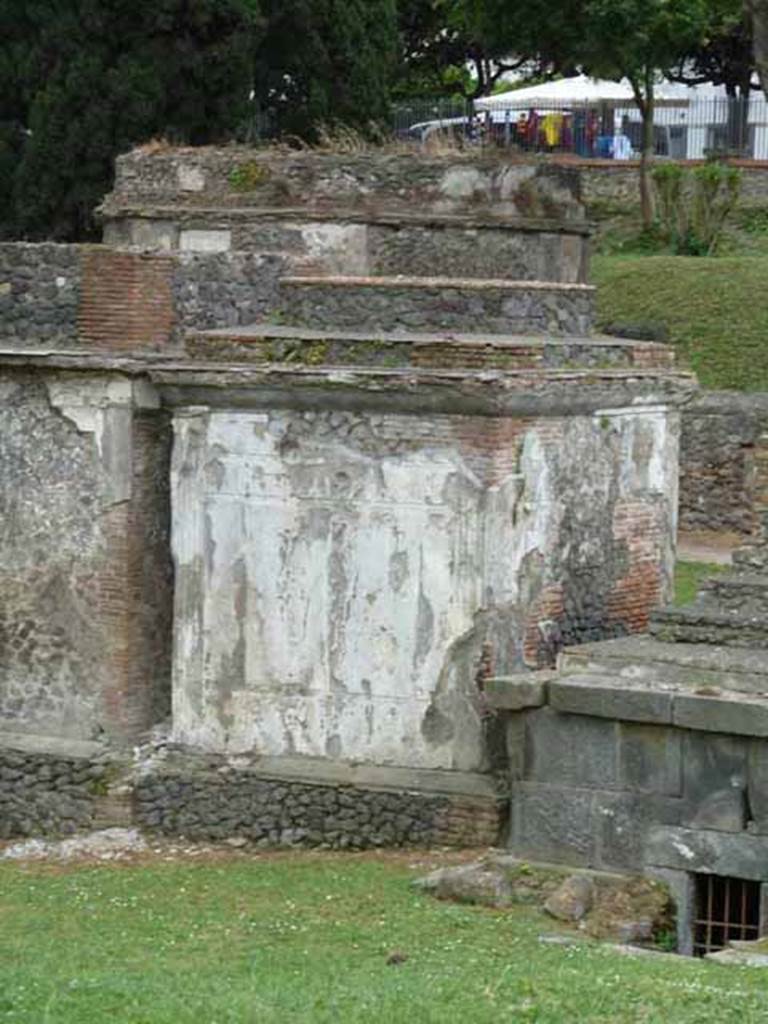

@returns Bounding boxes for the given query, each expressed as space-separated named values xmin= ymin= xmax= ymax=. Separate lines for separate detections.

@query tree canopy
xmin=0 ymin=0 xmax=398 ymax=241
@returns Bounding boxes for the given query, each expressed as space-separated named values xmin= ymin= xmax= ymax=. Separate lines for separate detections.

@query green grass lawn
xmin=2 ymin=851 xmax=768 ymax=1023
xmin=673 ymin=561 xmax=724 ymax=606
xmin=592 ymin=253 xmax=768 ymax=391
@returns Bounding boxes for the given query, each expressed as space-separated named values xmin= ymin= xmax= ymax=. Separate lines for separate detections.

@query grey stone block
xmin=646 ymin=825 xmax=768 ymax=881
xmin=682 ymin=732 xmax=747 ymax=814
xmin=524 ymin=707 xmax=618 ymax=789
xmin=505 ymin=713 xmax=526 ymax=780
xmin=684 ymin=788 xmax=747 ymax=833
xmin=484 ymin=672 xmax=552 ymax=711
xmin=748 ymin=739 xmax=768 ymax=833
xmin=618 ymin=723 xmax=682 ymax=796
xmin=510 ymin=781 xmax=595 ymax=867
xmin=647 ymin=867 xmax=695 ymax=956
xmin=550 ymin=675 xmax=673 ymax=724
xmin=595 ymin=791 xmax=682 ymax=872
xmin=673 ymin=691 xmax=768 ymax=737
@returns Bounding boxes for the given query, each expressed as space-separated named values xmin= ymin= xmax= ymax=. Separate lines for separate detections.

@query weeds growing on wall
xmin=652 ymin=161 xmax=742 ymax=256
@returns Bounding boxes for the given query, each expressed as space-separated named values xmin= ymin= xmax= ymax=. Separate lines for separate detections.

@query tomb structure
xmin=0 ymin=148 xmax=690 ymax=847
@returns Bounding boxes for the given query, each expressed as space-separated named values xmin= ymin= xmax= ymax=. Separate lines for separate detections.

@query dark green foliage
xmin=0 ymin=0 xmax=264 ymax=240
xmin=253 ymin=0 xmax=398 ymax=138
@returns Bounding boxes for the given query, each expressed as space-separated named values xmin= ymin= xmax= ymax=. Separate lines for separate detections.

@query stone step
xmin=558 ymin=636 xmax=768 ymax=694
xmin=277 ymin=275 xmax=596 ymax=336
xmin=700 ymin=571 xmax=768 ymax=613
xmin=184 ymin=323 xmax=674 ymax=372
xmin=649 ymin=605 xmax=768 ymax=649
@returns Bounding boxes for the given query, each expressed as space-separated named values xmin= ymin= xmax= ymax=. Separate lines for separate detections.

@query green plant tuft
xmin=228 ymin=161 xmax=270 ymax=192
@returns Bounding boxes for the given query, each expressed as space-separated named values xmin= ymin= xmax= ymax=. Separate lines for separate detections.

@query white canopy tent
xmin=474 ymin=75 xmax=724 ymax=110
xmin=474 ymin=75 xmax=768 ymax=158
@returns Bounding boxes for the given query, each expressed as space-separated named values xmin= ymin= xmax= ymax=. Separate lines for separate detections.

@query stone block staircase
xmin=181 ymin=226 xmax=673 ymax=377
xmin=506 ymin=515 xmax=768 ymax=739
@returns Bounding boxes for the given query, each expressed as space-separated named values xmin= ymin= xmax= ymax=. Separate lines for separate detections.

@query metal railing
xmin=394 ymin=95 xmax=768 ymax=161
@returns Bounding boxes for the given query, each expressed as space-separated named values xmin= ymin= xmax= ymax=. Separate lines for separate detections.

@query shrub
xmin=652 ymin=160 xmax=742 ymax=256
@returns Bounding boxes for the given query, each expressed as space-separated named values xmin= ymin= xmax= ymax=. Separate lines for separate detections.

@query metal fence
xmin=394 ymin=96 xmax=768 ymax=161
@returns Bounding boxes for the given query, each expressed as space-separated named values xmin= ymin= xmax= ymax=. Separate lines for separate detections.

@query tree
xmin=746 ymin=0 xmax=768 ymax=96
xmin=253 ymin=0 xmax=399 ymax=137
xmin=668 ymin=0 xmax=757 ymax=153
xmin=578 ymin=0 xmax=712 ymax=227
xmin=0 ymin=0 xmax=264 ymax=240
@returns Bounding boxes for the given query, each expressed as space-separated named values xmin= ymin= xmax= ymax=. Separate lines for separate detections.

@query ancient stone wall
xmin=680 ymin=391 xmax=768 ymax=535
xmin=101 ymin=148 xmax=587 ymax=221
xmin=170 ymin=401 xmax=680 ymax=771
xmin=0 ymin=367 xmax=172 ymax=743
xmin=0 ymin=738 xmax=110 ymax=838
xmin=491 ymin=666 xmax=768 ymax=874
xmin=0 ymin=244 xmax=286 ymax=352
xmin=99 ymin=148 xmax=591 ymax=285
xmin=579 ymin=160 xmax=768 ymax=210
xmin=134 ymin=755 xmax=503 ymax=849
xmin=0 ymin=243 xmax=82 ymax=348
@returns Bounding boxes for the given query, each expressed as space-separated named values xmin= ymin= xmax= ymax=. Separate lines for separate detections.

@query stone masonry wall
xmin=174 ymin=251 xmax=285 ymax=331
xmin=579 ymin=160 xmax=768 ymax=210
xmin=504 ymin=699 xmax=768 ymax=884
xmin=0 ymin=368 xmax=172 ymax=743
xmin=0 ymin=744 xmax=109 ymax=838
xmin=134 ymin=761 xmax=503 ymax=849
xmin=0 ymin=243 xmax=82 ymax=348
xmin=680 ymin=391 xmax=768 ymax=535
xmin=0 ymin=243 xmax=286 ymax=352
xmin=279 ymin=278 xmax=595 ymax=335
xmin=101 ymin=148 xmax=586 ymax=222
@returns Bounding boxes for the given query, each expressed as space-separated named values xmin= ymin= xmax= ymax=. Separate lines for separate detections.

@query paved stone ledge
xmin=549 ymin=675 xmax=675 ymax=724
xmin=646 ymin=826 xmax=768 ymax=880
xmin=101 ymin=204 xmax=594 ymax=235
xmin=185 ymin=324 xmax=673 ymax=371
xmin=281 ymin=274 xmax=595 ymax=292
xmin=540 ymin=674 xmax=768 ymax=737
xmin=0 ymin=352 xmax=696 ymax=417
xmin=484 ymin=672 xmax=555 ymax=711
xmin=0 ymin=733 xmax=105 ymax=760
xmin=558 ymin=637 xmax=768 ymax=694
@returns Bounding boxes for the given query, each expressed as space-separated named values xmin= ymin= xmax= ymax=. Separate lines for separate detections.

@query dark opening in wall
xmin=692 ymin=873 xmax=760 ymax=956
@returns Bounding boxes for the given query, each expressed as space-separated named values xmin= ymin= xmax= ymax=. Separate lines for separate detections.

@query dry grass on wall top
xmin=592 ymin=254 xmax=768 ymax=392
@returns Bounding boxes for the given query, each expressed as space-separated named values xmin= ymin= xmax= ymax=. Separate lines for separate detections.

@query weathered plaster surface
xmin=171 ymin=403 xmax=678 ymax=771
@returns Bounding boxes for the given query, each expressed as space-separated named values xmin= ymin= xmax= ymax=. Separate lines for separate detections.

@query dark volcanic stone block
xmin=524 ymin=707 xmax=618 ymax=789
xmin=510 ymin=781 xmax=595 ymax=866
xmin=618 ymin=723 xmax=682 ymax=797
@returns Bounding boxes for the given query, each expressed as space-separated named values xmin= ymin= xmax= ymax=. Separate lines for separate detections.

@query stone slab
xmin=510 ymin=781 xmax=595 ymax=867
xmin=558 ymin=637 xmax=768 ymax=694
xmin=0 ymin=732 xmax=104 ymax=760
xmin=618 ymin=723 xmax=682 ymax=796
xmin=524 ymin=708 xmax=619 ymax=789
xmin=646 ymin=826 xmax=768 ymax=881
xmin=681 ymin=731 xmax=747 ymax=832
xmin=173 ymin=754 xmax=507 ymax=800
xmin=594 ymin=791 xmax=682 ymax=872
xmin=484 ymin=672 xmax=554 ymax=711
xmin=673 ymin=691 xmax=768 ymax=737
xmin=549 ymin=674 xmax=673 ymax=724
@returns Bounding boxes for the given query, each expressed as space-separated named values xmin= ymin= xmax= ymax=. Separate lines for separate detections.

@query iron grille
xmin=692 ymin=874 xmax=761 ymax=956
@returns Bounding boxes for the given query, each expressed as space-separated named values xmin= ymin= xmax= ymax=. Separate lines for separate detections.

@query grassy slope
xmin=592 ymin=253 xmax=768 ymax=391
xmin=1 ymin=853 xmax=768 ymax=1023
